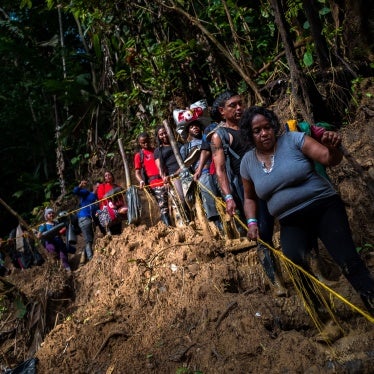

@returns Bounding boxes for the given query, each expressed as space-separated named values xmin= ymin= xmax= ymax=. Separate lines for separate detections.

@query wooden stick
xmin=93 ymin=331 xmax=128 ymax=360
xmin=0 ymin=197 xmax=42 ymax=249
xmin=215 ymin=301 xmax=238 ymax=329
xmin=118 ymin=138 xmax=131 ymax=188
xmin=162 ymin=119 xmax=185 ymax=170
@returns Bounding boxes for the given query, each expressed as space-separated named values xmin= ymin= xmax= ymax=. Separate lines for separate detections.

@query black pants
xmin=279 ymin=195 xmax=374 ymax=298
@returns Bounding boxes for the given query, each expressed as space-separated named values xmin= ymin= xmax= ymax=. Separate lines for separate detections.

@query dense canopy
xmin=0 ymin=0 xmax=373 ymax=235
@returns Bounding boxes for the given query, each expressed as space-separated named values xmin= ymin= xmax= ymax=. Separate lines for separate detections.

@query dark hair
xmin=137 ymin=132 xmax=150 ymax=141
xmin=186 ymin=120 xmax=203 ymax=130
xmin=155 ymin=125 xmax=166 ymax=147
xmin=104 ymin=171 xmax=115 ymax=182
xmin=239 ymin=106 xmax=281 ymax=147
xmin=210 ymin=91 xmax=239 ymax=122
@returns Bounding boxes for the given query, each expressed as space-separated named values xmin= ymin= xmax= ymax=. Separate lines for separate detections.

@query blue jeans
xmin=198 ymin=172 xmax=220 ymax=220
xmin=78 ymin=216 xmax=94 ymax=259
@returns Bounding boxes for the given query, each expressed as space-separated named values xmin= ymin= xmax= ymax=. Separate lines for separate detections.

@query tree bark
xmin=269 ymin=0 xmax=314 ymax=124
xmin=302 ymin=0 xmax=331 ymax=68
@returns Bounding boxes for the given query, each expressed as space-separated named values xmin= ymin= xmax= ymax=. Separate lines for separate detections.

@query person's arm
xmin=242 ymin=177 xmax=259 ymax=241
xmin=135 ymin=169 xmax=145 ymax=188
xmin=155 ymin=158 xmax=168 ymax=184
xmin=134 ymin=153 xmax=145 ymax=188
xmin=302 ymin=132 xmax=343 ymax=166
xmin=193 ymin=149 xmax=211 ymax=181
xmin=73 ymin=181 xmax=90 ymax=197
xmin=210 ymin=132 xmax=236 ymax=216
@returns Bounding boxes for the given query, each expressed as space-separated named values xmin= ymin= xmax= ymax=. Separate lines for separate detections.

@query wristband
xmin=224 ymin=194 xmax=233 ymax=202
xmin=246 ymin=218 xmax=257 ymax=224
xmin=247 ymin=222 xmax=258 ymax=227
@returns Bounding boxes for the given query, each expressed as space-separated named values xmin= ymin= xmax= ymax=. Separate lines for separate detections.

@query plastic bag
xmin=173 ymin=99 xmax=210 ymax=138
xmin=4 ymin=357 xmax=38 ymax=374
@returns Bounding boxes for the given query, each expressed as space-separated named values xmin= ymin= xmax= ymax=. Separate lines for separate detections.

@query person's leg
xmin=199 ymin=173 xmax=220 ymax=220
xmin=280 ymin=212 xmax=319 ymax=304
xmin=257 ymin=199 xmax=275 ymax=245
xmin=53 ymin=239 xmax=70 ymax=270
xmin=317 ymin=196 xmax=374 ymax=313
xmin=153 ymin=186 xmax=171 ymax=225
xmin=78 ymin=217 xmax=94 ymax=260
xmin=256 ymin=199 xmax=287 ymax=294
xmin=172 ymin=179 xmax=191 ymax=223
xmin=44 ymin=241 xmax=58 ymax=257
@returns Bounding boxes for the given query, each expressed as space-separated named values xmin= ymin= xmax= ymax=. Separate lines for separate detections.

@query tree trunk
xmin=269 ymin=0 xmax=314 ymax=123
xmin=302 ymin=0 xmax=331 ymax=68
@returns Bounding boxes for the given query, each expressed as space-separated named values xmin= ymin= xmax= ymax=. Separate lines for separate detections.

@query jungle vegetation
xmin=0 ymin=0 xmax=373 ymax=235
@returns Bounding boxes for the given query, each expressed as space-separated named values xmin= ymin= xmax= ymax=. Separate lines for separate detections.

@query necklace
xmin=256 ymin=148 xmax=276 ymax=174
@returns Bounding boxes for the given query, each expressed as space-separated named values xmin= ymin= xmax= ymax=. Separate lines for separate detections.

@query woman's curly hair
xmin=239 ymin=106 xmax=281 ymax=148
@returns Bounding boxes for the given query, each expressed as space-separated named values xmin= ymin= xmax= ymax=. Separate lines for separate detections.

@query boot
xmin=272 ymin=273 xmax=288 ymax=297
xmin=310 ymin=256 xmax=337 ymax=287
xmin=160 ymin=213 xmax=172 ymax=226
xmin=315 ymin=319 xmax=343 ymax=344
xmin=257 ymin=244 xmax=287 ymax=297
xmin=86 ymin=244 xmax=93 ymax=261
xmin=213 ymin=219 xmax=223 ymax=232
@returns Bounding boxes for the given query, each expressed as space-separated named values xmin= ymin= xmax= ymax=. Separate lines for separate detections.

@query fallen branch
xmin=93 ymin=331 xmax=128 ymax=360
xmin=215 ymin=301 xmax=238 ymax=329
xmin=94 ymin=317 xmax=115 ymax=326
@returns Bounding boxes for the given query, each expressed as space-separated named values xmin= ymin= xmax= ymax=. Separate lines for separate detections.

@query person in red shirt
xmin=134 ymin=133 xmax=171 ymax=226
xmin=96 ymin=171 xmax=127 ymax=234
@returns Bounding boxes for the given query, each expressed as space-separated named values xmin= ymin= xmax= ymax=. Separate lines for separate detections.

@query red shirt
xmin=97 ymin=182 xmax=120 ymax=209
xmin=134 ymin=148 xmax=163 ymax=187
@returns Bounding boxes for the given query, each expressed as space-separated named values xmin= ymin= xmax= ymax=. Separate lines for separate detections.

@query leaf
xmin=303 ymin=51 xmax=314 ymax=67
xmin=319 ymin=7 xmax=331 ymax=16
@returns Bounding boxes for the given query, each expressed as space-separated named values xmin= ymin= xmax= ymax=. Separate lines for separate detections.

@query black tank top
xmin=225 ymin=127 xmax=249 ymax=175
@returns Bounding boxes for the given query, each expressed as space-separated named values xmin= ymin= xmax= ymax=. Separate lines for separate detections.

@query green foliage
xmin=0 ymin=0 xmax=371 ymax=237
xmin=356 ymin=243 xmax=373 ymax=254
xmin=303 ymin=49 xmax=314 ymax=67
xmin=0 ymin=296 xmax=6 ymax=319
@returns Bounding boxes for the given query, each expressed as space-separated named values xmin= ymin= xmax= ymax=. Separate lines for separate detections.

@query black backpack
xmin=213 ymin=127 xmax=244 ymax=205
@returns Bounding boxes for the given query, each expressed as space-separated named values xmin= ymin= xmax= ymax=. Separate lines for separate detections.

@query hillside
xmin=1 ymin=81 xmax=374 ymax=373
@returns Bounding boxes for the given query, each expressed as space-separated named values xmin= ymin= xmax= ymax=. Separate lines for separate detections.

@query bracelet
xmin=247 ymin=222 xmax=258 ymax=227
xmin=224 ymin=194 xmax=233 ymax=202
xmin=246 ymin=218 xmax=257 ymax=224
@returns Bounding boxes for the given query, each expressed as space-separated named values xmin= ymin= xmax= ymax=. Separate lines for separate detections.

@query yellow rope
xmin=194 ymin=176 xmax=374 ymax=323
xmin=3 ymin=175 xmax=373 ymax=324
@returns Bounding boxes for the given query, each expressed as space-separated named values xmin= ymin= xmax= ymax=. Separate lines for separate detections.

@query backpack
xmin=96 ymin=187 xmax=126 ymax=228
xmin=96 ymin=205 xmax=120 ymax=228
xmin=213 ymin=127 xmax=244 ymax=204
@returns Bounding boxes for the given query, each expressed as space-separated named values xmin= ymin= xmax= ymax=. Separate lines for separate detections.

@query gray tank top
xmin=240 ymin=132 xmax=336 ymax=219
